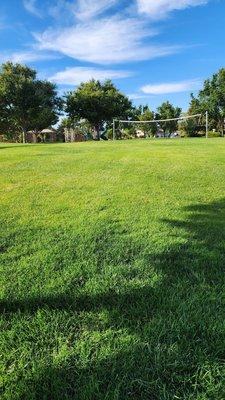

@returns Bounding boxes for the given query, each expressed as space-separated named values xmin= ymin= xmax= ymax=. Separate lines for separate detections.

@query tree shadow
xmin=1 ymin=199 xmax=225 ymax=399
xmin=0 ymin=144 xmax=39 ymax=149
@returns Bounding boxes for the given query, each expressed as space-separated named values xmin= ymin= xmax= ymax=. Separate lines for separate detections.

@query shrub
xmin=208 ymin=131 xmax=222 ymax=138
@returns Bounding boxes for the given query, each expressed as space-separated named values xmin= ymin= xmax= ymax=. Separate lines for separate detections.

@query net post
xmin=206 ymin=111 xmax=209 ymax=138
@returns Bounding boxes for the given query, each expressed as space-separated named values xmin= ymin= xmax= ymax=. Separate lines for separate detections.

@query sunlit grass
xmin=1 ymin=139 xmax=225 ymax=399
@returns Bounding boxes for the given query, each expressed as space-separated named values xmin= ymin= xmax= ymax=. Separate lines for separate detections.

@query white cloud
xmin=50 ymin=66 xmax=132 ymax=85
xmin=23 ymin=0 xmax=43 ymax=18
xmin=35 ymin=16 xmax=178 ymax=65
xmin=137 ymin=0 xmax=208 ymax=19
xmin=141 ymin=79 xmax=201 ymax=94
xmin=0 ymin=51 xmax=60 ymax=64
xmin=48 ymin=0 xmax=118 ymax=21
xmin=75 ymin=0 xmax=118 ymax=20
xmin=128 ymin=93 xmax=152 ymax=100
xmin=23 ymin=0 xmax=210 ymax=67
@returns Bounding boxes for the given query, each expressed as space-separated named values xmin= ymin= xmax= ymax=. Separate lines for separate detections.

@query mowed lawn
xmin=1 ymin=139 xmax=225 ymax=400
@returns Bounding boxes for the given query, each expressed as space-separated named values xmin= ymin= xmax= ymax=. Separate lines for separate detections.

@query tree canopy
xmin=138 ymin=106 xmax=157 ymax=136
xmin=189 ymin=68 xmax=225 ymax=134
xmin=2 ymin=62 xmax=225 ymax=143
xmin=65 ymin=79 xmax=132 ymax=139
xmin=157 ymin=101 xmax=182 ymax=134
xmin=0 ymin=62 xmax=62 ymax=142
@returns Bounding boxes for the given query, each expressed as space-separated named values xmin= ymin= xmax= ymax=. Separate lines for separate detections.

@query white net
xmin=113 ymin=113 xmax=207 ymax=140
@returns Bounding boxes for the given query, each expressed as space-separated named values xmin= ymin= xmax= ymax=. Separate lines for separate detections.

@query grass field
xmin=1 ymin=139 xmax=225 ymax=399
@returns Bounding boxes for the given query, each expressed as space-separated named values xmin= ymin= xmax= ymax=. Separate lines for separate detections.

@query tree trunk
xmin=94 ymin=125 xmax=100 ymax=141
xmin=22 ymin=127 xmax=27 ymax=144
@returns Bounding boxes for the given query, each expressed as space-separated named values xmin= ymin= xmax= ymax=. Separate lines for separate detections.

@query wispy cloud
xmin=0 ymin=50 xmax=60 ymax=64
xmin=35 ymin=16 xmax=178 ymax=65
xmin=48 ymin=0 xmax=118 ymax=21
xmin=75 ymin=0 xmax=118 ymax=20
xmin=137 ymin=0 xmax=208 ymax=19
xmin=141 ymin=79 xmax=201 ymax=94
xmin=50 ymin=66 xmax=132 ymax=85
xmin=23 ymin=0 xmax=43 ymax=18
xmin=128 ymin=93 xmax=153 ymax=100
xmin=23 ymin=0 xmax=210 ymax=67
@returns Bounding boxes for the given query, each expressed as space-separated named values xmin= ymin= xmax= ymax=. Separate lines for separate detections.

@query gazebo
xmin=26 ymin=128 xmax=57 ymax=143
xmin=41 ymin=128 xmax=57 ymax=142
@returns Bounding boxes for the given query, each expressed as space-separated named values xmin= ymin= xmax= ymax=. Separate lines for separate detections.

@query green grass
xmin=1 ymin=138 xmax=225 ymax=399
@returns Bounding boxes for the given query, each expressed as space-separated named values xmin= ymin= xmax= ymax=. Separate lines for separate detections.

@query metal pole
xmin=113 ymin=119 xmax=116 ymax=141
xmin=206 ymin=111 xmax=209 ymax=138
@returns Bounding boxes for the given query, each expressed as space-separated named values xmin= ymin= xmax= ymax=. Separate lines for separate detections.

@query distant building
xmin=155 ymin=130 xmax=180 ymax=138
xmin=136 ymin=129 xmax=145 ymax=138
xmin=155 ymin=129 xmax=166 ymax=138
xmin=170 ymin=132 xmax=180 ymax=138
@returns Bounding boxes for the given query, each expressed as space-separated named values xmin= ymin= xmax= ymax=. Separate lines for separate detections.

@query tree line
xmin=0 ymin=62 xmax=225 ymax=142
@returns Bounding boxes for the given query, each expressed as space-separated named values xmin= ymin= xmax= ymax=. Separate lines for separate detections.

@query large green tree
xmin=138 ymin=106 xmax=157 ymax=137
xmin=0 ymin=62 xmax=62 ymax=143
xmin=189 ymin=68 xmax=225 ymax=134
xmin=178 ymin=117 xmax=200 ymax=137
xmin=65 ymin=79 xmax=132 ymax=140
xmin=157 ymin=101 xmax=182 ymax=135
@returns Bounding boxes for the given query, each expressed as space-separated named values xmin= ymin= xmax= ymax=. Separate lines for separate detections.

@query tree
xmin=58 ymin=116 xmax=92 ymax=141
xmin=179 ymin=117 xmax=199 ymax=137
xmin=129 ymin=105 xmax=143 ymax=120
xmin=157 ymin=101 xmax=181 ymax=136
xmin=138 ymin=106 xmax=157 ymax=137
xmin=189 ymin=68 xmax=225 ymax=134
xmin=29 ymin=80 xmax=62 ymax=134
xmin=65 ymin=80 xmax=132 ymax=140
xmin=0 ymin=62 xmax=62 ymax=143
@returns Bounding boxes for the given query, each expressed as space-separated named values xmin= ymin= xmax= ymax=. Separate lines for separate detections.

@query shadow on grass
xmin=0 ymin=144 xmax=39 ymax=149
xmin=1 ymin=199 xmax=225 ymax=399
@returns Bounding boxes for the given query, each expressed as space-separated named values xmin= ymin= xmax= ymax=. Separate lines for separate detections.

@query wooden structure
xmin=26 ymin=128 xmax=57 ymax=143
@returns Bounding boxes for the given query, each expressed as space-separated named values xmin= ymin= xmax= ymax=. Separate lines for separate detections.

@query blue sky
xmin=0 ymin=0 xmax=224 ymax=111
